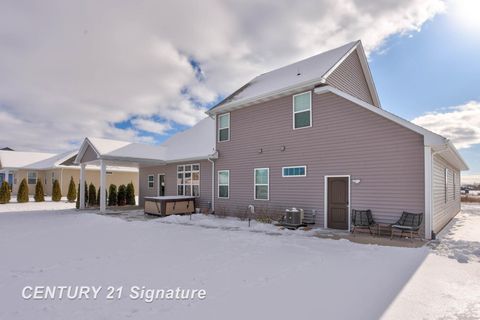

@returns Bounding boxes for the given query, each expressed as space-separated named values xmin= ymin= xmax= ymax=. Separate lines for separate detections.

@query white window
xmin=51 ymin=172 xmax=55 ymax=185
xmin=282 ymin=166 xmax=307 ymax=177
xmin=254 ymin=168 xmax=269 ymax=200
xmin=218 ymin=113 xmax=230 ymax=141
xmin=293 ymin=91 xmax=312 ymax=129
xmin=218 ymin=170 xmax=230 ymax=199
xmin=177 ymin=164 xmax=200 ymax=196
xmin=147 ymin=175 xmax=154 ymax=189
xmin=27 ymin=172 xmax=37 ymax=185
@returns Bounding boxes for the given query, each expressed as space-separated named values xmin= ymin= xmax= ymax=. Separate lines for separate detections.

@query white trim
xmin=282 ymin=165 xmax=307 ymax=177
xmin=254 ymin=168 xmax=269 ymax=201
xmin=424 ymin=146 xmax=433 ymax=240
xmin=206 ymin=42 xmax=362 ymax=116
xmin=217 ymin=170 xmax=230 ymax=199
xmin=218 ymin=113 xmax=230 ymax=142
xmin=157 ymin=173 xmax=165 ymax=197
xmin=147 ymin=174 xmax=154 ymax=189
xmin=99 ymin=160 xmax=106 ymax=213
xmin=324 ymin=175 xmax=351 ymax=231
xmin=80 ymin=164 xmax=86 ymax=209
xmin=292 ymin=91 xmax=312 ymax=130
xmin=321 ymin=42 xmax=359 ymax=81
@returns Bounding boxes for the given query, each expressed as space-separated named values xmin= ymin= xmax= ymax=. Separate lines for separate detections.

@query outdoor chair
xmin=391 ymin=211 xmax=423 ymax=240
xmin=351 ymin=209 xmax=376 ymax=235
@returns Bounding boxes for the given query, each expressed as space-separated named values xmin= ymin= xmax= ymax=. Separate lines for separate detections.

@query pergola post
xmin=100 ymin=160 xmax=106 ymax=213
xmin=79 ymin=164 xmax=86 ymax=209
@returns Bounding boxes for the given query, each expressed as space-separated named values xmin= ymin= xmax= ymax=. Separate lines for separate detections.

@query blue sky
xmin=369 ymin=9 xmax=480 ymax=175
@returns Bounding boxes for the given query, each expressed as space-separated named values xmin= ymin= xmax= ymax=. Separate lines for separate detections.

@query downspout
xmin=207 ymin=154 xmax=216 ymax=214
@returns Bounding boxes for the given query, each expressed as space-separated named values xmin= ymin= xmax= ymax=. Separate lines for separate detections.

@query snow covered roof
xmin=209 ymin=41 xmax=365 ymax=113
xmin=0 ymin=150 xmax=57 ymax=169
xmin=75 ymin=117 xmax=216 ymax=165
xmin=26 ymin=150 xmax=78 ymax=170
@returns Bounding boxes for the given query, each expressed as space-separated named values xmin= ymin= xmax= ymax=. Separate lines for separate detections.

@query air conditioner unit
xmin=285 ymin=208 xmax=304 ymax=225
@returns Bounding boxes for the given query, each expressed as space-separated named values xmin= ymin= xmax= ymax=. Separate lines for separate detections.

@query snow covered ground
xmin=0 ymin=203 xmax=479 ymax=320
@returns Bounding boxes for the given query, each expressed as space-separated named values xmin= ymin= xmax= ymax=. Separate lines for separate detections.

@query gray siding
xmin=326 ymin=50 xmax=375 ymax=106
xmin=215 ymin=91 xmax=425 ymax=227
xmin=432 ymin=154 xmax=461 ymax=234
xmin=139 ymin=160 xmax=212 ymax=210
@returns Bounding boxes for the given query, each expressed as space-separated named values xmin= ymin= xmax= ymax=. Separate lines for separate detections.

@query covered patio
xmin=74 ymin=137 xmax=167 ymax=212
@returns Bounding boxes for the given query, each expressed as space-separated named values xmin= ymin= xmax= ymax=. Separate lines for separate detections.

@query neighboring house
xmin=0 ymin=150 xmax=139 ymax=196
xmin=76 ymin=40 xmax=467 ymax=239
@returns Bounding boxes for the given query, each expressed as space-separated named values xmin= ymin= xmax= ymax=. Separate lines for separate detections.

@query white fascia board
xmin=314 ymin=86 xmax=446 ymax=146
xmin=74 ymin=138 xmax=100 ymax=164
xmin=320 ymin=41 xmax=359 ymax=81
xmin=207 ymin=79 xmax=324 ymax=116
xmin=445 ymin=140 xmax=469 ymax=170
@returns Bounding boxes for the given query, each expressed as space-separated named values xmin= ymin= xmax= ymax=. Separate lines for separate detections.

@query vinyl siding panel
xmin=215 ymin=91 xmax=425 ymax=227
xmin=326 ymin=50 xmax=375 ymax=106
xmin=139 ymin=160 xmax=212 ymax=211
xmin=432 ymin=154 xmax=461 ymax=234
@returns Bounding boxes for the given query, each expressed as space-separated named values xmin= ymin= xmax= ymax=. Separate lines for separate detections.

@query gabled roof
xmin=26 ymin=150 xmax=78 ymax=169
xmin=0 ymin=150 xmax=57 ymax=169
xmin=75 ymin=117 xmax=216 ymax=165
xmin=314 ymin=86 xmax=469 ymax=171
xmin=208 ymin=40 xmax=380 ymax=114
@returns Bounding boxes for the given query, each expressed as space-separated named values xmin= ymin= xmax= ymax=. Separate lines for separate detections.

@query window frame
xmin=27 ymin=171 xmax=38 ymax=186
xmin=282 ymin=165 xmax=307 ymax=177
xmin=218 ymin=170 xmax=230 ymax=199
xmin=254 ymin=168 xmax=269 ymax=201
xmin=27 ymin=171 xmax=37 ymax=185
xmin=292 ymin=91 xmax=312 ymax=130
xmin=177 ymin=163 xmax=200 ymax=197
xmin=147 ymin=174 xmax=154 ymax=189
xmin=218 ymin=113 xmax=230 ymax=142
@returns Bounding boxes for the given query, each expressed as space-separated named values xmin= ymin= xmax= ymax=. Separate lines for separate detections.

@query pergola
xmin=74 ymin=138 xmax=166 ymax=212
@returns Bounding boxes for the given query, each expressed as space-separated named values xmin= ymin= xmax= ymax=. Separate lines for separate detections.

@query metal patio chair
xmin=390 ymin=211 xmax=423 ymax=241
xmin=351 ymin=209 xmax=376 ymax=235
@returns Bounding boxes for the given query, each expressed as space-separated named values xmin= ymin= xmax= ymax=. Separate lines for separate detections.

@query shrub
xmin=117 ymin=184 xmax=126 ymax=206
xmin=126 ymin=182 xmax=135 ymax=205
xmin=67 ymin=177 xmax=76 ymax=202
xmin=88 ymin=183 xmax=96 ymax=206
xmin=17 ymin=178 xmax=29 ymax=203
xmin=34 ymin=180 xmax=45 ymax=202
xmin=76 ymin=183 xmax=80 ymax=209
xmin=0 ymin=181 xmax=11 ymax=204
xmin=96 ymin=187 xmax=100 ymax=206
xmin=52 ymin=179 xmax=62 ymax=201
xmin=108 ymin=184 xmax=117 ymax=206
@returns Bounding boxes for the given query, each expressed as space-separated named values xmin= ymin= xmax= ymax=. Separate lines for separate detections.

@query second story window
xmin=218 ymin=113 xmax=230 ymax=141
xmin=293 ymin=91 xmax=312 ymax=129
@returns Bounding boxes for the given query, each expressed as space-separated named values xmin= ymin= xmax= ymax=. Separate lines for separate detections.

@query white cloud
xmin=0 ymin=0 xmax=446 ymax=152
xmin=412 ymin=101 xmax=480 ymax=149
xmin=131 ymin=118 xmax=172 ymax=135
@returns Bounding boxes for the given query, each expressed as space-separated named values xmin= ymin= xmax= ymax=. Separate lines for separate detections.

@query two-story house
xmin=75 ymin=40 xmax=467 ymax=239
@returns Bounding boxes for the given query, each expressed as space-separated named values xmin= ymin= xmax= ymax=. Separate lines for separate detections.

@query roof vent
xmin=296 ymin=67 xmax=301 ymax=76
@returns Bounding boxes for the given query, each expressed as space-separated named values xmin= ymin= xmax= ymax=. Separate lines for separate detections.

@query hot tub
xmin=144 ymin=196 xmax=196 ymax=216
